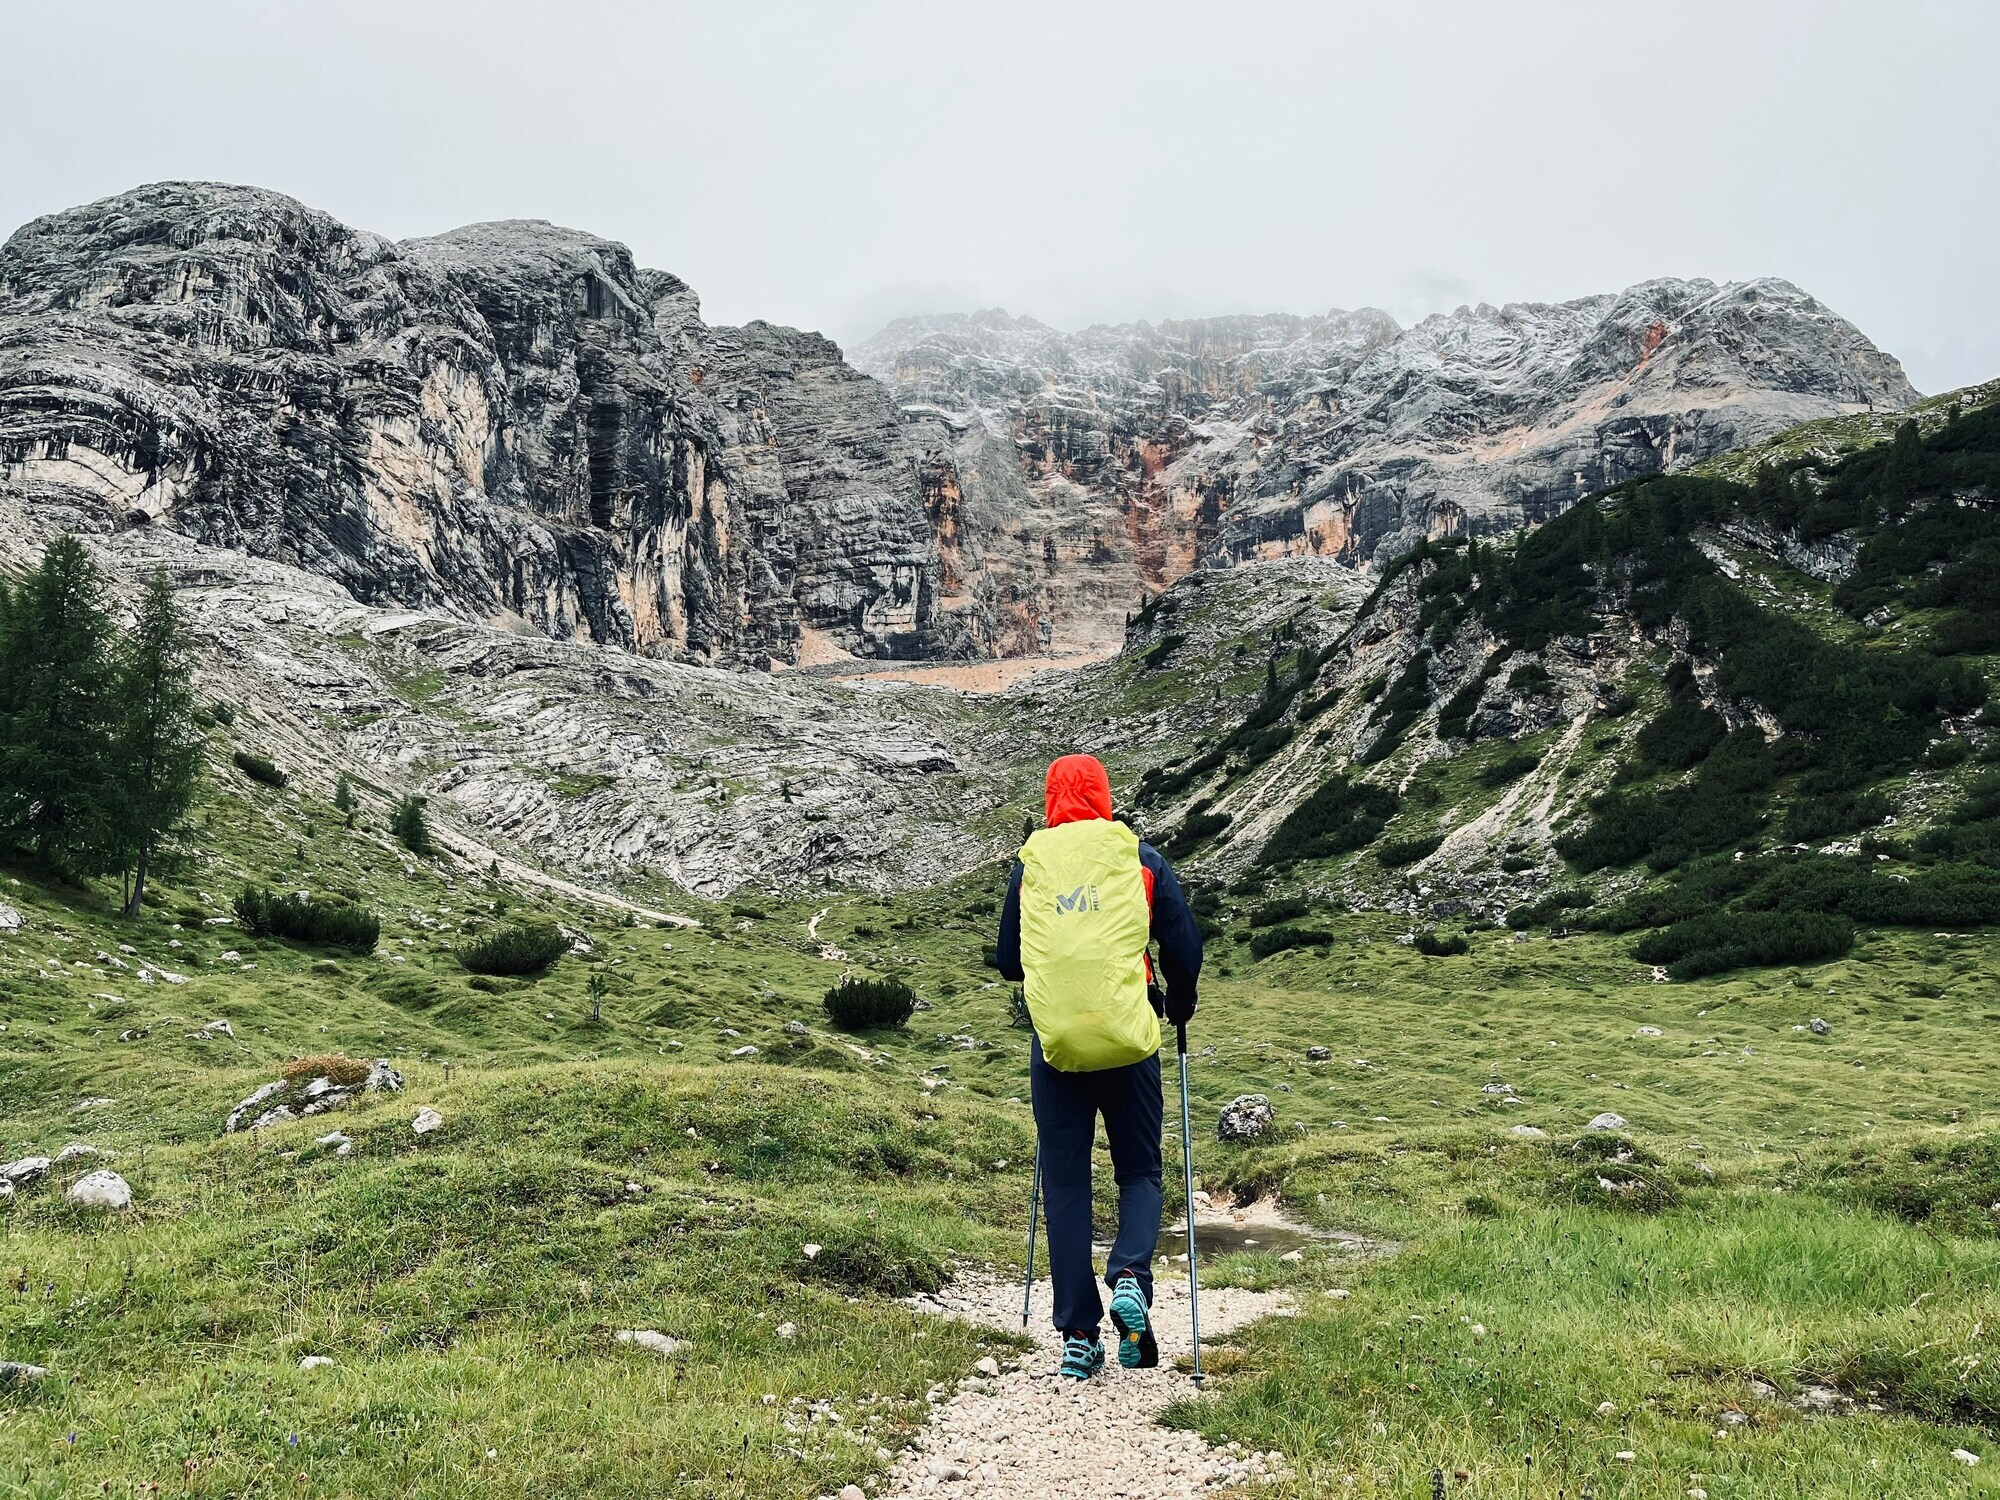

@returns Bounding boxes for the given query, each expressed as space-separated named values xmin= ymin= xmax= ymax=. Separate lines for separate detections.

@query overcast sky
xmin=4 ymin=0 xmax=1995 ymax=392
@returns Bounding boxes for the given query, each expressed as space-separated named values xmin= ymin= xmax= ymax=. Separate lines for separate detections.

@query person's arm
xmin=1140 ymin=843 xmax=1203 ymax=1025
xmin=995 ymin=861 xmax=1025 ymax=982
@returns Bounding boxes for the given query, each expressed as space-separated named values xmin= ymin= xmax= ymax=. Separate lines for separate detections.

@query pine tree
xmin=392 ymin=794 xmax=433 ymax=856
xmin=0 ymin=538 xmax=119 ymax=868
xmin=112 ymin=570 xmax=205 ymax=917
xmin=333 ymin=773 xmax=355 ymax=824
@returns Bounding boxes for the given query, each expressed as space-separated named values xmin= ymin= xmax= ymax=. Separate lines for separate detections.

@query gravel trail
xmin=880 ymin=1268 xmax=1294 ymax=1498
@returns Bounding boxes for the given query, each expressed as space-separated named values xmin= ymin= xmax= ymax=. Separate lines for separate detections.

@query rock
xmin=195 ymin=1019 xmax=234 ymax=1039
xmin=411 ymin=1108 xmax=445 ymax=1136
xmin=0 ymin=1181 xmax=12 ymax=1202
xmin=1280 ymin=1249 xmax=1304 ymax=1263
xmin=54 ymin=1143 xmax=103 ymax=1164
xmin=729 ymin=1045 xmax=758 ymax=1058
xmin=1809 ymin=1017 xmax=1832 ymax=1036
xmin=315 ymin=1132 xmax=354 ymax=1156
xmin=226 ymin=1080 xmax=290 ymax=1133
xmin=1586 ymin=1112 xmax=1629 ymax=1132
xmin=775 ymin=1321 xmax=798 ymax=1340
xmin=66 ymin=1170 xmax=132 ymax=1209
xmin=1480 ymin=1082 xmax=1515 ymax=1096
xmin=0 ymin=1361 xmax=49 ymax=1387
xmin=1 ymin=1156 xmax=53 ymax=1187
xmin=802 ymin=1244 xmax=822 ymax=1261
xmin=1634 ymin=1026 xmax=1663 ymax=1038
xmin=975 ymin=1356 xmax=1000 ymax=1378
xmin=839 ymin=1486 xmax=866 ymax=1500
xmin=784 ymin=1020 xmax=809 ymax=1036
xmin=1305 ymin=1046 xmax=1332 ymax=1061
xmin=0 ymin=903 xmax=21 ymax=930
xmin=1329 ymin=1288 xmax=1351 ymax=1300
xmin=615 ymin=1329 xmax=687 ymax=1357
xmin=0 ymin=182 xmax=969 ymax=668
xmin=1953 ymin=1449 xmax=1980 ymax=1467
xmin=1218 ymin=1094 xmax=1275 ymax=1143
xmin=857 ymin=280 xmax=1913 ymax=623
xmin=298 ymin=1355 xmax=335 ymax=1371
xmin=1509 ymin=1125 xmax=1548 ymax=1139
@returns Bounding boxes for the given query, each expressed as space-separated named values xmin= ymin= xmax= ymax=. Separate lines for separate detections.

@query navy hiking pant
xmin=1030 ymin=1036 xmax=1163 ymax=1334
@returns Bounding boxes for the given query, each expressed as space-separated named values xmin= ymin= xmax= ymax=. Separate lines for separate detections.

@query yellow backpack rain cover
xmin=1019 ymin=818 xmax=1160 ymax=1072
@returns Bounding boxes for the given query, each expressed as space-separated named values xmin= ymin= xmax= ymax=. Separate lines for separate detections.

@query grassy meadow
xmin=3 ymin=765 xmax=2000 ymax=1497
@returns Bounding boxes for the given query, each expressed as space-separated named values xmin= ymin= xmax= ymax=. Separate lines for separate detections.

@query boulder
xmin=412 ymin=1108 xmax=445 ymax=1136
xmin=1218 ymin=1095 xmax=1275 ymax=1143
xmin=54 ymin=1143 xmax=103 ymax=1164
xmin=1305 ymin=1046 xmax=1332 ymax=1062
xmin=0 ymin=1360 xmax=49 ymax=1388
xmin=1509 ymin=1125 xmax=1549 ymax=1139
xmin=0 ymin=903 xmax=21 ymax=931
xmin=1809 ymin=1017 xmax=1832 ymax=1036
xmin=1586 ymin=1112 xmax=1628 ymax=1132
xmin=66 ymin=1170 xmax=132 ymax=1209
xmin=1 ymin=1156 xmax=52 ymax=1188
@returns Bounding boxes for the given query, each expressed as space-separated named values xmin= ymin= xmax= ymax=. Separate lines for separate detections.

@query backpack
xmin=1018 ymin=818 xmax=1159 ymax=1071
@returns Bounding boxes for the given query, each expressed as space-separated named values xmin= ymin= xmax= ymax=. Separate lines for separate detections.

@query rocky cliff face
xmin=0 ymin=182 xmax=966 ymax=665
xmin=854 ymin=282 xmax=1917 ymax=647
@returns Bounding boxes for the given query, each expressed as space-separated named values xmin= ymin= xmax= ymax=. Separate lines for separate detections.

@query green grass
xmin=8 ymin=762 xmax=2000 ymax=1494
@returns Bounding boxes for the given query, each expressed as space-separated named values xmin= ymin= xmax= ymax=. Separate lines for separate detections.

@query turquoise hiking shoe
xmin=1058 ymin=1330 xmax=1106 ymax=1380
xmin=1109 ymin=1276 xmax=1158 ymax=1369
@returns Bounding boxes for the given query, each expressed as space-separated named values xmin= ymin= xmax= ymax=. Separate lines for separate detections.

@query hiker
xmin=996 ymin=753 xmax=1203 ymax=1379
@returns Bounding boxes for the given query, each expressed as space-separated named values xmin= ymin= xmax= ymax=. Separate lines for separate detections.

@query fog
xmin=4 ymin=0 xmax=1995 ymax=391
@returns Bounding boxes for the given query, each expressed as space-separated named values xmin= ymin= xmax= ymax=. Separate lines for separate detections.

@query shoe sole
xmin=1109 ymin=1285 xmax=1152 ymax=1369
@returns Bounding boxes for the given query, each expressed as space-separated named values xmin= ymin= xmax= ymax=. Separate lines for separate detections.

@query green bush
xmin=1258 ymin=774 xmax=1399 ymax=866
xmin=1831 ymin=1133 xmax=2000 ymax=1237
xmin=1248 ymin=896 xmax=1309 ymax=928
xmin=1631 ymin=909 xmax=1854 ymax=979
xmin=1413 ymin=929 xmax=1469 ymax=956
xmin=457 ymin=922 xmax=569 ymax=976
xmin=233 ymin=885 xmax=378 ymax=953
xmin=1505 ymin=888 xmax=1592 ymax=930
xmin=1479 ymin=750 xmax=1542 ymax=788
xmin=232 ymin=750 xmax=288 ymax=789
xmin=1376 ymin=833 xmax=1444 ymax=868
xmin=823 ymin=975 xmax=918 ymax=1031
xmin=1248 ymin=925 xmax=1332 ymax=958
xmin=1162 ymin=808 xmax=1231 ymax=860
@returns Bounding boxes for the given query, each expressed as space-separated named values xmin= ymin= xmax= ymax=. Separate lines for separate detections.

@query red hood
xmin=1044 ymin=754 xmax=1114 ymax=827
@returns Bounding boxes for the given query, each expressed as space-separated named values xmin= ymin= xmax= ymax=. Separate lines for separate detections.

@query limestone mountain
xmin=0 ymin=182 xmax=980 ymax=667
xmin=854 ymin=284 xmax=1916 ymax=650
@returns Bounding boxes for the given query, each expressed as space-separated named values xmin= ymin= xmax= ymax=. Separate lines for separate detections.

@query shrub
xmin=1505 ymin=888 xmax=1592 ymax=930
xmin=1162 ymin=809 xmax=1231 ymax=860
xmin=283 ymin=1054 xmax=371 ymax=1088
xmin=1248 ymin=896 xmax=1310 ymax=928
xmin=1632 ymin=909 xmax=1854 ymax=979
xmin=823 ymin=975 xmax=918 ymax=1031
xmin=391 ymin=794 xmax=433 ymax=856
xmin=1377 ymin=833 xmax=1444 ymax=868
xmin=1832 ymin=1133 xmax=2000 ymax=1237
xmin=1258 ymin=774 xmax=1399 ymax=866
xmin=233 ymin=750 xmax=288 ymax=788
xmin=457 ymin=922 xmax=569 ymax=976
xmin=1499 ymin=854 xmax=1536 ymax=873
xmin=1479 ymin=750 xmax=1542 ymax=788
xmin=233 ymin=886 xmax=379 ymax=953
xmin=1414 ymin=929 xmax=1469 ymax=956
xmin=1248 ymin=925 xmax=1332 ymax=957
xmin=1782 ymin=789 xmax=1892 ymax=843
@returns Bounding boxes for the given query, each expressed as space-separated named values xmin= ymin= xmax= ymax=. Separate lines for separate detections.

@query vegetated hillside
xmin=1118 ymin=380 xmax=2000 ymax=980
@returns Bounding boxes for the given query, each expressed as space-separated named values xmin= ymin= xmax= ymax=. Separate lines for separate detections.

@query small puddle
xmin=1092 ymin=1197 xmax=1344 ymax=1261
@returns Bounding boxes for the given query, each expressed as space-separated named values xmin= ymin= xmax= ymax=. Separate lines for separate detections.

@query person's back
xmin=997 ymin=753 xmax=1203 ymax=1379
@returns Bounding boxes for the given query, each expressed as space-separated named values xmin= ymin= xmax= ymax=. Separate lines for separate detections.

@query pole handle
xmin=1175 ymin=1021 xmax=1188 ymax=1056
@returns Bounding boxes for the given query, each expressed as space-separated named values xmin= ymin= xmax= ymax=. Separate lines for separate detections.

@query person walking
xmin=996 ymin=753 xmax=1204 ymax=1380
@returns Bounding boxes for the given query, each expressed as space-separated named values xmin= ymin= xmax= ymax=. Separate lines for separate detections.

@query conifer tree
xmin=0 ymin=538 xmax=119 ymax=868
xmin=113 ymin=570 xmax=204 ymax=916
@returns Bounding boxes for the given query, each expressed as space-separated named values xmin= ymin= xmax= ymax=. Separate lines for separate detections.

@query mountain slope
xmin=0 ymin=183 xmax=977 ymax=667
xmin=856 ymin=283 xmax=1916 ymax=650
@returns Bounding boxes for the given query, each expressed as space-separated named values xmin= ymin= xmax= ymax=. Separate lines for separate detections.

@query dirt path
xmin=881 ymin=1268 xmax=1293 ymax=1498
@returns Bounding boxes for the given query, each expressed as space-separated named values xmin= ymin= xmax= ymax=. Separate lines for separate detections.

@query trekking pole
xmin=1021 ymin=1145 xmax=1041 ymax=1327
xmin=1176 ymin=1021 xmax=1205 ymax=1388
